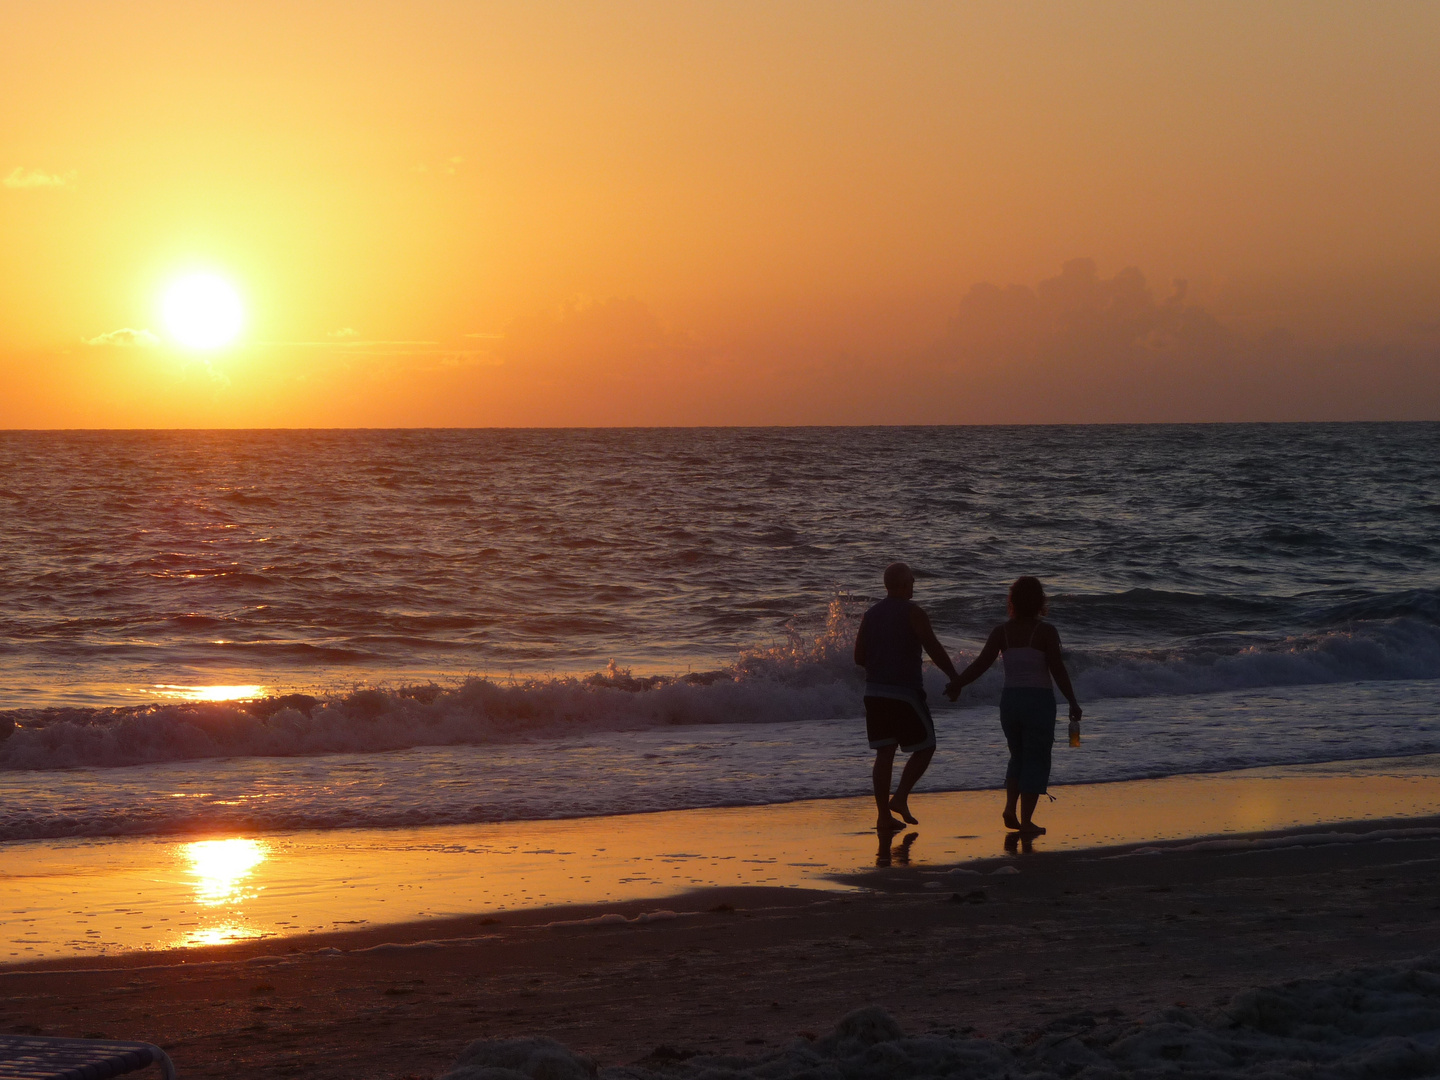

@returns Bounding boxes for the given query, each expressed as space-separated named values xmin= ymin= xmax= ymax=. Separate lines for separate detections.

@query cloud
xmin=4 ymin=167 xmax=76 ymax=189
xmin=493 ymin=296 xmax=705 ymax=379
xmin=933 ymin=258 xmax=1219 ymax=369
xmin=262 ymin=337 xmax=439 ymax=349
xmin=914 ymin=258 xmax=1440 ymax=421
xmin=85 ymin=328 xmax=160 ymax=348
xmin=412 ymin=155 xmax=464 ymax=177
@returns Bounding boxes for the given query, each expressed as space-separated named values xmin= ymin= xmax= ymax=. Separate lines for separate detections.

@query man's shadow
xmin=876 ymin=829 xmax=918 ymax=867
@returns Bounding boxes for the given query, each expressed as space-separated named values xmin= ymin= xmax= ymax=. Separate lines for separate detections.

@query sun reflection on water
xmin=155 ymin=684 xmax=266 ymax=702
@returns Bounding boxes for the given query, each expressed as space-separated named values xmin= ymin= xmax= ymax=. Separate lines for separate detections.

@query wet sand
xmin=5 ymin=759 xmax=1440 ymax=1079
xmin=7 ymin=755 xmax=1440 ymax=962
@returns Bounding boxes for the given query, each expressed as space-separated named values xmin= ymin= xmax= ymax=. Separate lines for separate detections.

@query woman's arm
xmin=952 ymin=626 xmax=1003 ymax=691
xmin=1042 ymin=624 xmax=1082 ymax=722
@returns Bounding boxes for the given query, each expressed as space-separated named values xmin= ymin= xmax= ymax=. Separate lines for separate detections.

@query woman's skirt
xmin=1000 ymin=687 xmax=1057 ymax=794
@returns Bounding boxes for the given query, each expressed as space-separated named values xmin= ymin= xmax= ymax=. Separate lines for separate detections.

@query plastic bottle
xmin=1068 ymin=720 xmax=1081 ymax=747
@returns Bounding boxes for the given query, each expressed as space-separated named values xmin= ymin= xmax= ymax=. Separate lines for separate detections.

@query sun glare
xmin=155 ymin=684 xmax=266 ymax=702
xmin=184 ymin=837 xmax=268 ymax=905
xmin=162 ymin=274 xmax=244 ymax=349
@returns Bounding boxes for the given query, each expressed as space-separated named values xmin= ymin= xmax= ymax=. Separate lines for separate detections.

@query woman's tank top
xmin=1001 ymin=621 xmax=1052 ymax=689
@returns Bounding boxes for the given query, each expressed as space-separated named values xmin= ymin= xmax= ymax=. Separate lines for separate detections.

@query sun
xmin=162 ymin=273 xmax=244 ymax=349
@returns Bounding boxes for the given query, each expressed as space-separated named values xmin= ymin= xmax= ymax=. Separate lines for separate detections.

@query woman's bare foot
xmin=1018 ymin=822 xmax=1046 ymax=836
xmin=877 ymin=815 xmax=906 ymax=832
xmin=888 ymin=797 xmax=918 ymax=825
xmin=1002 ymin=811 xmax=1021 ymax=830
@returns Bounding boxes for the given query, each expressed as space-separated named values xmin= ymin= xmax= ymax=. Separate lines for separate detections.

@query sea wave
xmin=1069 ymin=615 xmax=1440 ymax=699
xmin=1 ymin=599 xmax=1436 ymax=771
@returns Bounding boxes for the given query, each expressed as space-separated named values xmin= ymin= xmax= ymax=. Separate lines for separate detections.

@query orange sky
xmin=2 ymin=1 xmax=1438 ymax=426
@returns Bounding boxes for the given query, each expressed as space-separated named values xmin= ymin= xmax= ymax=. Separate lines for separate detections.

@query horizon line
xmin=1 ymin=419 xmax=1437 ymax=434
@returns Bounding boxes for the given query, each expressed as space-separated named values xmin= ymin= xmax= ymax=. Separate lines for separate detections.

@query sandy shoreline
xmin=5 ymin=800 xmax=1440 ymax=1077
xmin=8 ymin=755 xmax=1440 ymax=966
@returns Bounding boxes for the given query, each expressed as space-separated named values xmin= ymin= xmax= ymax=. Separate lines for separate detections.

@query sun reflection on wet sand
xmin=8 ymin=758 xmax=1440 ymax=963
xmin=185 ymin=837 xmax=267 ymax=904
xmin=182 ymin=922 xmax=268 ymax=948
xmin=154 ymin=684 xmax=267 ymax=702
xmin=176 ymin=838 xmax=269 ymax=947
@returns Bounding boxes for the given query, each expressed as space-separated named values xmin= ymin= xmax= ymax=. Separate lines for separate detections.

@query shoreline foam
xmin=6 ymin=682 xmax=1440 ymax=843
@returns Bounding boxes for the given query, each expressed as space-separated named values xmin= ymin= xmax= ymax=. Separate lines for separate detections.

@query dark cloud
xmin=936 ymin=259 xmax=1223 ymax=369
xmin=916 ymin=259 xmax=1440 ymax=422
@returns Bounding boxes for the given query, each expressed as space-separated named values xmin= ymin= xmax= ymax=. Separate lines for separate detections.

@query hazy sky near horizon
xmin=3 ymin=1 xmax=1438 ymax=426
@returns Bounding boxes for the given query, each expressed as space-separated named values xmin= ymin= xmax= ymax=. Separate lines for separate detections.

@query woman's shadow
xmin=1004 ymin=831 xmax=1036 ymax=855
xmin=876 ymin=829 xmax=918 ymax=867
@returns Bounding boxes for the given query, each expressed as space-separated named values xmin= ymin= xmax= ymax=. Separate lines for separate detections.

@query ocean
xmin=1 ymin=424 xmax=1437 ymax=843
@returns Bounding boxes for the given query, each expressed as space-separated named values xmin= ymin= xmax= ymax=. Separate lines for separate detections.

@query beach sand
xmin=8 ymin=756 xmax=1440 ymax=963
xmin=5 ymin=761 xmax=1440 ymax=1079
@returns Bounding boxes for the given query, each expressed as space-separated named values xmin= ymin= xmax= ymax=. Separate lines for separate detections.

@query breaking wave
xmin=2 ymin=598 xmax=1437 ymax=771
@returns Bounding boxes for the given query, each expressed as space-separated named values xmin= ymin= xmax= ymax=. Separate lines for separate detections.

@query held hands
xmin=943 ymin=680 xmax=962 ymax=702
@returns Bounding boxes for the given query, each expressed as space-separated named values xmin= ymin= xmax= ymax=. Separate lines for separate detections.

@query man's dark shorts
xmin=864 ymin=694 xmax=936 ymax=753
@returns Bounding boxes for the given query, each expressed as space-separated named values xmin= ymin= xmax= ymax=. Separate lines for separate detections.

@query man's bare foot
xmin=1002 ymin=812 xmax=1021 ymax=830
xmin=877 ymin=815 xmax=906 ymax=832
xmin=1018 ymin=822 xmax=1046 ymax=836
xmin=888 ymin=797 xmax=919 ymax=825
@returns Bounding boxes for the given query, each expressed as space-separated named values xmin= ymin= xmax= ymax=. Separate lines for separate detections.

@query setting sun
xmin=1 ymin=3 xmax=1439 ymax=1073
xmin=161 ymin=273 xmax=244 ymax=349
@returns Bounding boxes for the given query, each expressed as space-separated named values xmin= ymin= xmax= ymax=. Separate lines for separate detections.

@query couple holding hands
xmin=853 ymin=562 xmax=1082 ymax=836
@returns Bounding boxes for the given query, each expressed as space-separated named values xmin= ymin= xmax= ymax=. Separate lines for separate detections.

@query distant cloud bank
xmin=412 ymin=267 xmax=1439 ymax=423
xmin=4 ymin=167 xmax=76 ymax=190
xmin=935 ymin=259 xmax=1207 ymax=368
xmin=915 ymin=259 xmax=1440 ymax=422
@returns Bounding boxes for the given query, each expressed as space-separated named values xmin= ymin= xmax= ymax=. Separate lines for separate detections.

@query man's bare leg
xmin=888 ymin=746 xmax=933 ymax=825
xmin=1002 ymin=778 xmax=1021 ymax=830
xmin=872 ymin=745 xmax=904 ymax=830
xmin=1018 ymin=791 xmax=1045 ymax=835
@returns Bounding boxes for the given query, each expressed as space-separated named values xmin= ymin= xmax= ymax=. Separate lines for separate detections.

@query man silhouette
xmin=853 ymin=562 xmax=962 ymax=831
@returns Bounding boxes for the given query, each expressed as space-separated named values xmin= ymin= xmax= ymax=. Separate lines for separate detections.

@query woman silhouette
xmin=951 ymin=576 xmax=1082 ymax=835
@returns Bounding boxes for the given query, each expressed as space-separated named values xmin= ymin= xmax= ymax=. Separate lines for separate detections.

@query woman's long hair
xmin=1007 ymin=576 xmax=1048 ymax=620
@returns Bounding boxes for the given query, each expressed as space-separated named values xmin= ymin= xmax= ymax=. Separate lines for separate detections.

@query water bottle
xmin=1068 ymin=720 xmax=1081 ymax=747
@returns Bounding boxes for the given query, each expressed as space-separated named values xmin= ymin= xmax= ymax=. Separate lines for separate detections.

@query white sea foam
xmin=444 ymin=955 xmax=1440 ymax=1080
xmin=3 ymin=680 xmax=1438 ymax=841
xmin=2 ymin=608 xmax=1435 ymax=772
xmin=541 ymin=910 xmax=683 ymax=929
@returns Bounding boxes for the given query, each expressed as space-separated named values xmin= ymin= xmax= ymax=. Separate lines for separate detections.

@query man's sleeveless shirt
xmin=858 ymin=596 xmax=923 ymax=690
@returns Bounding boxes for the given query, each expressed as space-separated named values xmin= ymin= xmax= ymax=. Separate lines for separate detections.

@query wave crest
xmin=2 ymin=599 xmax=1436 ymax=771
